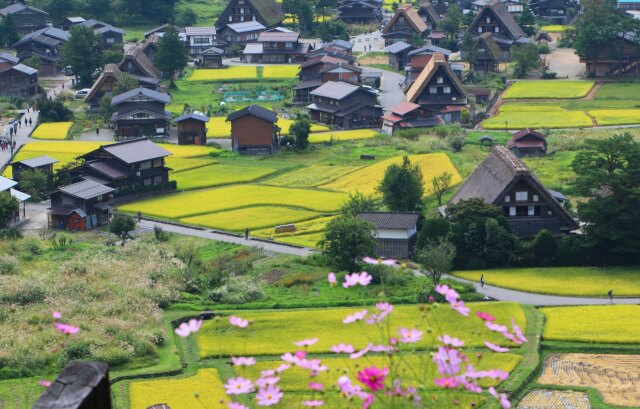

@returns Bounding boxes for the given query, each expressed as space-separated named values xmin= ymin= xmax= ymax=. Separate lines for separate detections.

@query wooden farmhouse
xmin=243 ymin=29 xmax=310 ymax=63
xmin=382 ymin=5 xmax=429 ymax=46
xmin=307 ymin=81 xmax=382 ymax=129
xmin=215 ymin=0 xmax=284 ymax=29
xmin=386 ymin=41 xmax=415 ymax=71
xmin=185 ymin=27 xmax=224 ymax=59
xmin=218 ymin=21 xmax=266 ymax=53
xmin=110 ymin=88 xmax=171 ymax=139
xmin=306 ymin=40 xmax=355 ymax=62
xmin=143 ymin=24 xmax=185 ymax=40
xmin=61 ymin=16 xmax=86 ymax=31
xmin=358 ymin=212 xmax=423 ymax=259
xmin=381 ymin=101 xmax=443 ymax=135
xmin=508 ymin=128 xmax=547 ymax=157
xmin=201 ymin=47 xmax=224 ymax=68
xmin=530 ymin=0 xmax=577 ymax=23
xmin=417 ymin=3 xmax=441 ymax=31
xmin=405 ymin=53 xmax=467 ymax=123
xmin=48 ymin=180 xmax=114 ymax=231
xmin=466 ymin=2 xmax=528 ymax=55
xmin=469 ymin=32 xmax=504 ymax=73
xmin=337 ymin=0 xmax=383 ymax=23
xmin=72 ymin=138 xmax=172 ymax=195
xmin=14 ymin=27 xmax=69 ymax=75
xmin=11 ymin=155 xmax=58 ymax=185
xmin=580 ymin=32 xmax=640 ymax=76
xmin=82 ymin=19 xmax=125 ymax=49
xmin=295 ymin=54 xmax=360 ymax=103
xmin=0 ymin=62 xmax=37 ymax=97
xmin=84 ymin=64 xmax=160 ymax=113
xmin=448 ymin=145 xmax=578 ymax=237
xmin=176 ymin=113 xmax=209 ymax=145
xmin=404 ymin=44 xmax=451 ymax=84
xmin=227 ymin=104 xmax=280 ymax=155
xmin=0 ymin=2 xmax=48 ymax=34
xmin=118 ymin=45 xmax=161 ymax=83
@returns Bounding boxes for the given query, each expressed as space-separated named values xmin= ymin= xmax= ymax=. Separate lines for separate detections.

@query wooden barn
xmin=48 ymin=180 xmax=114 ymax=231
xmin=176 ymin=113 xmax=209 ymax=145
xmin=382 ymin=4 xmax=429 ymax=46
xmin=508 ymin=128 xmax=547 ymax=157
xmin=0 ymin=2 xmax=48 ymax=34
xmin=358 ymin=212 xmax=423 ymax=259
xmin=307 ymin=81 xmax=382 ymax=129
xmin=11 ymin=155 xmax=58 ymax=184
xmin=201 ymin=47 xmax=224 ymax=68
xmin=227 ymin=104 xmax=280 ymax=155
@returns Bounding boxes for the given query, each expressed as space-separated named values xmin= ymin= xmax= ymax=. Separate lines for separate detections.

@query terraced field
xmin=171 ymin=163 xmax=278 ymax=190
xmin=181 ymin=206 xmax=321 ymax=231
xmin=206 ymin=116 xmax=329 ymax=138
xmin=31 ymin=122 xmax=73 ymax=140
xmin=502 ymin=81 xmax=594 ymax=99
xmin=517 ymin=390 xmax=590 ymax=409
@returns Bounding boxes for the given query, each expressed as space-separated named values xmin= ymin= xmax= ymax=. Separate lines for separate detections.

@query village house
xmin=143 ymin=24 xmax=186 ymax=39
xmin=447 ymin=145 xmax=578 ymax=237
xmin=185 ymin=27 xmax=224 ymax=59
xmin=386 ymin=41 xmax=415 ymax=71
xmin=472 ymin=0 xmax=524 ymax=15
xmin=307 ymin=81 xmax=382 ymax=129
xmin=48 ymin=180 xmax=114 ymax=231
xmin=294 ymin=54 xmax=361 ymax=103
xmin=530 ymin=0 xmax=577 ymax=23
xmin=417 ymin=2 xmax=441 ymax=31
xmin=82 ymin=19 xmax=125 ymax=49
xmin=0 ymin=62 xmax=37 ymax=97
xmin=337 ymin=0 xmax=383 ymax=23
xmin=215 ymin=0 xmax=284 ymax=29
xmin=0 ymin=52 xmax=18 ymax=69
xmin=243 ymin=29 xmax=310 ymax=63
xmin=0 ymin=175 xmax=30 ymax=222
xmin=176 ymin=112 xmax=209 ymax=145
xmin=84 ymin=64 xmax=160 ymax=113
xmin=381 ymin=101 xmax=443 ymax=135
xmin=200 ymin=47 xmax=225 ymax=68
xmin=508 ymin=128 xmax=547 ymax=157
xmin=227 ymin=104 xmax=280 ymax=155
xmin=14 ymin=27 xmax=70 ymax=75
xmin=61 ymin=16 xmax=86 ymax=31
xmin=404 ymin=44 xmax=451 ymax=84
xmin=10 ymin=155 xmax=58 ymax=185
xmin=0 ymin=2 xmax=48 ymax=34
xmin=118 ymin=45 xmax=161 ymax=81
xmin=218 ymin=21 xmax=267 ymax=53
xmin=110 ymin=88 xmax=171 ymax=139
xmin=358 ymin=212 xmax=423 ymax=259
xmin=580 ymin=32 xmax=640 ymax=76
xmin=382 ymin=4 xmax=429 ymax=46
xmin=306 ymin=40 xmax=355 ymax=62
xmin=465 ymin=1 xmax=529 ymax=55
xmin=468 ymin=32 xmax=504 ymax=73
xmin=405 ymin=52 xmax=467 ymax=123
xmin=71 ymin=138 xmax=172 ymax=195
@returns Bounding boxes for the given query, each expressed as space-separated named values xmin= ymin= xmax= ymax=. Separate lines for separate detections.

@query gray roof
xmin=385 ymin=41 xmax=413 ymax=54
xmin=0 ymin=52 xmax=19 ymax=64
xmin=0 ymin=175 xmax=17 ymax=192
xmin=10 ymin=188 xmax=30 ymax=202
xmin=7 ymin=63 xmax=37 ymax=75
xmin=0 ymin=2 xmax=47 ymax=16
xmin=86 ymin=160 xmax=131 ymax=179
xmin=226 ymin=21 xmax=266 ymax=33
xmin=408 ymin=44 xmax=451 ymax=56
xmin=144 ymin=24 xmax=185 ymax=38
xmin=58 ymin=180 xmax=114 ymax=200
xmin=202 ymin=46 xmax=224 ymax=54
xmin=325 ymin=39 xmax=353 ymax=50
xmin=13 ymin=155 xmax=58 ymax=168
xmin=95 ymin=25 xmax=126 ymax=35
xmin=310 ymin=81 xmax=360 ymax=100
xmin=227 ymin=104 xmax=278 ymax=123
xmin=111 ymin=87 xmax=171 ymax=105
xmin=81 ymin=138 xmax=172 ymax=164
xmin=185 ymin=26 xmax=216 ymax=36
xmin=14 ymin=27 xmax=70 ymax=47
xmin=175 ymin=112 xmax=210 ymax=122
xmin=257 ymin=31 xmax=300 ymax=42
xmin=66 ymin=17 xmax=86 ymax=23
xmin=358 ymin=212 xmax=421 ymax=229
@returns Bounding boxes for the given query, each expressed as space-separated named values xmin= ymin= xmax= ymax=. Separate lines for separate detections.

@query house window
xmin=533 ymin=194 xmax=539 ymax=202
xmin=228 ymin=15 xmax=233 ymax=21
xmin=494 ymin=26 xmax=499 ymax=33
xmin=429 ymin=86 xmax=437 ymax=94
xmin=515 ymin=191 xmax=528 ymax=201
xmin=154 ymin=175 xmax=163 ymax=185
xmin=240 ymin=8 xmax=244 ymax=13
xmin=285 ymin=42 xmax=294 ymax=49
xmin=478 ymin=48 xmax=485 ymax=52
xmin=144 ymin=178 xmax=152 ymax=186
xmin=477 ymin=27 xmax=482 ymax=33
xmin=107 ymin=37 xmax=115 ymax=44
xmin=509 ymin=206 xmax=516 ymax=216
xmin=486 ymin=17 xmax=491 ymax=23
xmin=504 ymin=195 xmax=510 ymax=203
xmin=443 ymin=86 xmax=451 ymax=94
xmin=528 ymin=206 xmax=534 ymax=216
xmin=399 ymin=16 xmax=405 ymax=23
xmin=437 ymin=76 xmax=443 ymax=84
xmin=240 ymin=15 xmax=245 ymax=21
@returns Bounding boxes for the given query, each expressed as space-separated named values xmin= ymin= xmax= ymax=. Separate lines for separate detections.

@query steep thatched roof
xmin=383 ymin=4 xmax=428 ymax=35
xmin=405 ymin=53 xmax=466 ymax=103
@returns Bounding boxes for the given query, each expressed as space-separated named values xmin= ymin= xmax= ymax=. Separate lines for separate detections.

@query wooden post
xmin=33 ymin=362 xmax=111 ymax=409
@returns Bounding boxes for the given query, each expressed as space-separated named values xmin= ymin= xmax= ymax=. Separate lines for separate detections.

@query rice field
xmin=502 ymin=81 xmax=594 ymax=99
xmin=251 ymin=215 xmax=335 ymax=246
xmin=206 ymin=117 xmax=329 ymax=138
xmin=538 ymin=354 xmax=640 ymax=407
xmin=541 ymin=305 xmax=640 ymax=344
xmin=517 ymin=390 xmax=590 ymax=409
xmin=539 ymin=25 xmax=571 ymax=33
xmin=266 ymin=164 xmax=364 ymax=187
xmin=196 ymin=302 xmax=526 ymax=357
xmin=31 ymin=122 xmax=73 ymax=140
xmin=181 ymin=206 xmax=320 ymax=231
xmin=161 ymin=144 xmax=219 ymax=158
xmin=588 ymin=109 xmax=640 ymax=126
xmin=166 ymin=157 xmax=218 ymax=173
xmin=322 ymin=153 xmax=462 ymax=195
xmin=308 ymin=129 xmax=380 ymax=143
xmin=276 ymin=231 xmax=324 ymax=247
xmin=261 ymin=65 xmax=300 ymax=78
xmin=482 ymin=108 xmax=592 ymax=130
xmin=171 ymin=163 xmax=278 ymax=190
xmin=187 ymin=65 xmax=298 ymax=82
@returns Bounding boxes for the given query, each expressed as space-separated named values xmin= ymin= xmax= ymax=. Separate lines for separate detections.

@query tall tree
xmin=460 ymin=32 xmax=477 ymax=67
xmin=19 ymin=169 xmax=48 ymax=201
xmin=290 ymin=115 xmax=311 ymax=150
xmin=319 ymin=215 xmax=377 ymax=273
xmin=573 ymin=0 xmax=625 ymax=65
xmin=0 ymin=14 xmax=20 ymax=47
xmin=112 ymin=73 xmax=139 ymax=95
xmin=377 ymin=156 xmax=425 ymax=211
xmin=440 ymin=4 xmax=463 ymax=42
xmin=155 ymin=26 xmax=188 ymax=88
xmin=416 ymin=238 xmax=456 ymax=286
xmin=431 ymin=171 xmax=453 ymax=206
xmin=511 ymin=43 xmax=539 ymax=78
xmin=518 ymin=5 xmax=536 ymax=36
xmin=60 ymin=25 xmax=103 ymax=86
xmin=110 ymin=214 xmax=137 ymax=246
xmin=0 ymin=191 xmax=18 ymax=229
xmin=340 ymin=192 xmax=378 ymax=217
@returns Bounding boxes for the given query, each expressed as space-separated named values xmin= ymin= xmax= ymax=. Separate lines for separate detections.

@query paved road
xmin=444 ymin=274 xmax=640 ymax=306
xmin=351 ymin=30 xmax=385 ymax=53
xmin=362 ymin=66 xmax=404 ymax=112
xmin=546 ymin=45 xmax=585 ymax=80
xmin=136 ymin=219 xmax=313 ymax=257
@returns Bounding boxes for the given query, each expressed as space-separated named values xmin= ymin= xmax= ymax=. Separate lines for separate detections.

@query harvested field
xmin=517 ymin=389 xmax=590 ymax=409
xmin=538 ymin=354 xmax=640 ymax=407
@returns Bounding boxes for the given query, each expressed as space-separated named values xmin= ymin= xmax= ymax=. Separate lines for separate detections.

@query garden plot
xmin=538 ymin=354 xmax=640 ymax=407
xmin=31 ymin=122 xmax=73 ymax=140
xmin=502 ymin=81 xmax=594 ymax=99
xmin=517 ymin=389 xmax=590 ymax=409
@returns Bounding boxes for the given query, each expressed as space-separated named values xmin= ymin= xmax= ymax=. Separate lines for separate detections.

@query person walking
xmin=244 ymin=228 xmax=249 ymax=240
xmin=28 ymin=118 xmax=32 ymax=126
xmin=480 ymin=274 xmax=485 ymax=288
xmin=608 ymin=290 xmax=614 ymax=303
xmin=96 ymin=127 xmax=100 ymax=135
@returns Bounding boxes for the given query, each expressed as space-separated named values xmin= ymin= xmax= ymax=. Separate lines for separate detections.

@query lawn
xmin=118 ymin=184 xmax=348 ymax=219
xmin=31 ymin=122 xmax=73 ymax=140
xmin=308 ymin=129 xmax=380 ymax=143
xmin=196 ymin=302 xmax=526 ymax=357
xmin=171 ymin=163 xmax=278 ymax=190
xmin=589 ymin=109 xmax=640 ymax=126
xmin=482 ymin=108 xmax=592 ymax=130
xmin=166 ymin=157 xmax=218 ymax=173
xmin=181 ymin=206 xmax=320 ymax=231
xmin=453 ymin=267 xmax=640 ymax=296
xmin=502 ymin=81 xmax=594 ymax=99
xmin=206 ymin=117 xmax=329 ymax=138
xmin=541 ymin=305 xmax=640 ymax=343
xmin=266 ymin=164 xmax=364 ymax=187
xmin=0 ymin=378 xmax=43 ymax=409
xmin=322 ymin=153 xmax=462 ymax=195
xmin=523 ymin=151 xmax=577 ymax=192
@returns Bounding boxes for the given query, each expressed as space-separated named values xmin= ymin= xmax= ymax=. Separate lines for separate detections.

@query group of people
xmin=0 ymin=139 xmax=15 ymax=152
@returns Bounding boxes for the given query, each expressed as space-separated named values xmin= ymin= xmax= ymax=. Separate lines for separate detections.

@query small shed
xmin=201 ymin=47 xmax=224 ymax=68
xmin=385 ymin=41 xmax=415 ymax=71
xmin=11 ymin=155 xmax=58 ymax=184
xmin=48 ymin=180 xmax=115 ymax=231
xmin=535 ymin=32 xmax=553 ymax=44
xmin=362 ymin=71 xmax=382 ymax=89
xmin=357 ymin=212 xmax=423 ymax=259
xmin=479 ymin=135 xmax=494 ymax=150
xmin=226 ymin=105 xmax=280 ymax=155
xmin=175 ymin=112 xmax=209 ymax=145
xmin=508 ymin=128 xmax=547 ymax=157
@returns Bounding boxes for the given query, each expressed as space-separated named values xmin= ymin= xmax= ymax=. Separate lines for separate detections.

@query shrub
xmin=20 ymin=237 xmax=42 ymax=255
xmin=154 ymin=225 xmax=170 ymax=242
xmin=0 ymin=255 xmax=19 ymax=275
xmin=538 ymin=43 xmax=550 ymax=54
xmin=367 ymin=265 xmax=409 ymax=287
xmin=278 ymin=273 xmax=314 ymax=287
xmin=542 ymin=71 xmax=557 ymax=79
xmin=92 ymin=346 xmax=132 ymax=367
xmin=206 ymin=275 xmax=264 ymax=304
xmin=51 ymin=234 xmax=72 ymax=251
xmin=446 ymin=133 xmax=466 ymax=152
xmin=59 ymin=259 xmax=88 ymax=276
xmin=416 ymin=218 xmax=451 ymax=249
xmin=0 ymin=227 xmax=21 ymax=240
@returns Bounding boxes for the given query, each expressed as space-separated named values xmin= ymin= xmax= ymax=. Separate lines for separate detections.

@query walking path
xmin=136 ymin=219 xmax=314 ymax=257
xmin=444 ymin=274 xmax=640 ymax=306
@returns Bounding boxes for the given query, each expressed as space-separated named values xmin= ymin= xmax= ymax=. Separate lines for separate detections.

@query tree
xmin=60 ymin=25 xmax=103 ymax=86
xmin=511 ymin=43 xmax=539 ymax=78
xmin=445 ymin=198 xmax=504 ymax=223
xmin=377 ymin=156 xmax=424 ymax=211
xmin=573 ymin=0 xmax=626 ymax=66
xmin=319 ymin=215 xmax=377 ymax=273
xmin=315 ymin=0 xmax=337 ymax=22
xmin=22 ymin=56 xmax=42 ymax=71
xmin=284 ymin=0 xmax=314 ymax=32
xmin=340 ymin=191 xmax=378 ymax=217
xmin=54 ymin=161 xmax=82 ymax=187
xmin=416 ymin=217 xmax=451 ymax=249
xmin=0 ymin=14 xmax=20 ymax=47
xmin=411 ymin=34 xmax=424 ymax=48
xmin=460 ymin=32 xmax=477 ymax=66
xmin=571 ymin=133 xmax=640 ymax=263
xmin=46 ymin=0 xmax=74 ymax=24
xmin=416 ymin=238 xmax=456 ymax=286
xmin=531 ymin=229 xmax=557 ymax=266
xmin=35 ymin=97 xmax=73 ymax=123
xmin=155 ymin=27 xmax=188 ymax=88
xmin=99 ymin=95 xmax=113 ymax=121
xmin=112 ymin=73 xmax=139 ymax=95
xmin=0 ymin=191 xmax=18 ymax=229
xmin=19 ymin=169 xmax=48 ymax=201
xmin=431 ymin=171 xmax=453 ymax=206
xmin=290 ymin=116 xmax=311 ymax=150
xmin=440 ymin=4 xmax=463 ymax=42
xmin=103 ymin=48 xmax=124 ymax=65
xmin=110 ymin=214 xmax=137 ymax=246
xmin=518 ymin=5 xmax=536 ymax=36
xmin=176 ymin=7 xmax=198 ymax=26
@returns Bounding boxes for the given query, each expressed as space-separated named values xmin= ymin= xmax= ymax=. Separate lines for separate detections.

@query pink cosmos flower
xmin=255 ymin=376 xmax=280 ymax=389
xmin=294 ymin=338 xmax=318 ymax=347
xmin=303 ymin=400 xmax=324 ymax=407
xmin=39 ymin=380 xmax=51 ymax=387
xmin=231 ymin=356 xmax=256 ymax=366
xmin=450 ymin=300 xmax=470 ymax=316
xmin=434 ymin=376 xmax=460 ymax=388
xmin=435 ymin=284 xmax=459 ymax=303
xmin=331 ymin=343 xmax=355 ymax=353
xmin=343 ymin=310 xmax=368 ymax=324
xmin=366 ymin=302 xmax=394 ymax=324
xmin=328 ymin=272 xmax=337 ymax=286
xmin=484 ymin=341 xmax=510 ymax=352
xmin=309 ymin=382 xmax=324 ymax=391
xmin=295 ymin=350 xmax=307 ymax=360
xmin=433 ymin=346 xmax=462 ymax=375
xmin=261 ymin=369 xmax=275 ymax=377
xmin=489 ymin=387 xmax=512 ymax=409
xmin=486 ymin=321 xmax=508 ymax=333
xmin=462 ymin=379 xmax=482 ymax=393
xmin=342 ymin=272 xmax=372 ymax=288
xmin=276 ymin=363 xmax=290 ymax=373
xmin=463 ymin=365 xmax=509 ymax=381
xmin=398 ymin=327 xmax=423 ymax=343
xmin=502 ymin=331 xmax=524 ymax=344
xmin=438 ymin=334 xmax=464 ymax=347
xmin=357 ymin=366 xmax=388 ymax=391
xmin=337 ymin=376 xmax=367 ymax=399
xmin=224 ymin=377 xmax=254 ymax=395
xmin=52 ymin=311 xmax=62 ymax=319
xmin=363 ymin=394 xmax=374 ymax=409
xmin=350 ymin=343 xmax=373 ymax=359
xmin=476 ymin=311 xmax=496 ymax=322
xmin=362 ymin=256 xmax=396 ymax=266
xmin=55 ymin=322 xmax=80 ymax=335
xmin=228 ymin=402 xmax=249 ymax=409
xmin=281 ymin=352 xmax=302 ymax=364
xmin=256 ymin=384 xmax=283 ymax=406
xmin=229 ymin=316 xmax=249 ymax=328
xmin=511 ymin=319 xmax=528 ymax=343
xmin=174 ymin=319 xmax=203 ymax=337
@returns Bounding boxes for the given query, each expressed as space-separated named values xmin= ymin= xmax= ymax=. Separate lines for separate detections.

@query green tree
xmin=155 ymin=27 xmax=188 ymax=88
xmin=571 ymin=133 xmax=640 ymax=263
xmin=445 ymin=198 xmax=504 ymax=223
xmin=319 ymin=215 xmax=377 ymax=273
xmin=460 ymin=32 xmax=477 ymax=66
xmin=60 ymin=25 xmax=103 ymax=86
xmin=431 ymin=171 xmax=453 ymax=206
xmin=112 ymin=73 xmax=139 ymax=95
xmin=532 ymin=229 xmax=557 ymax=266
xmin=411 ymin=34 xmax=425 ymax=48
xmin=0 ymin=14 xmax=20 ymax=47
xmin=35 ymin=97 xmax=73 ymax=122
xmin=0 ymin=191 xmax=18 ymax=229
xmin=103 ymin=48 xmax=124 ymax=65
xmin=340 ymin=191 xmax=378 ymax=217
xmin=440 ymin=4 xmax=463 ymax=42
xmin=176 ymin=7 xmax=197 ymax=26
xmin=377 ymin=156 xmax=425 ymax=211
xmin=46 ymin=0 xmax=74 ymax=24
xmin=511 ymin=43 xmax=539 ymax=78
xmin=416 ymin=217 xmax=451 ymax=249
xmin=19 ymin=169 xmax=48 ymax=201
xmin=315 ymin=0 xmax=337 ymax=22
xmin=573 ymin=0 xmax=625 ymax=66
xmin=416 ymin=238 xmax=456 ymax=286
xmin=54 ymin=161 xmax=82 ymax=187
xmin=518 ymin=5 xmax=536 ymax=36
xmin=22 ymin=56 xmax=42 ymax=71
xmin=290 ymin=116 xmax=311 ymax=150
xmin=110 ymin=214 xmax=137 ymax=246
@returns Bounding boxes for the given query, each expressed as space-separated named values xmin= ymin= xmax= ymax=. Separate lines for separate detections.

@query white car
xmin=362 ymin=85 xmax=380 ymax=96
xmin=74 ymin=89 xmax=90 ymax=99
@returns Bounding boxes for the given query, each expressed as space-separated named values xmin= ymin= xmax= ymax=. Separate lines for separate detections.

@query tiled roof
xmin=225 ymin=21 xmax=267 ymax=33
xmin=81 ymin=138 xmax=171 ymax=165
xmin=13 ymin=155 xmax=58 ymax=168
xmin=385 ymin=41 xmax=413 ymax=54
xmin=58 ymin=180 xmax=114 ymax=200
xmin=257 ymin=31 xmax=300 ymax=42
xmin=358 ymin=211 xmax=421 ymax=229
xmin=111 ymin=87 xmax=171 ymax=105
xmin=185 ymin=27 xmax=216 ymax=36
xmin=227 ymin=104 xmax=278 ymax=123
xmin=310 ymin=81 xmax=360 ymax=100
xmin=175 ymin=112 xmax=210 ymax=122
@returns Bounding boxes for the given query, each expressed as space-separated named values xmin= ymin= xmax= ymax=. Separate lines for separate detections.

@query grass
xmin=452 ymin=267 xmax=640 ymax=297
xmin=206 ymin=117 xmax=329 ymax=138
xmin=252 ymin=215 xmax=334 ymax=240
xmin=541 ymin=306 xmax=640 ymax=344
xmin=181 ymin=206 xmax=320 ymax=231
xmin=502 ymin=81 xmax=594 ymax=99
xmin=166 ymin=157 xmax=218 ymax=173
xmin=31 ymin=122 xmax=73 ymax=140
xmin=593 ymin=82 xmax=640 ymax=100
xmin=523 ymin=151 xmax=577 ymax=192
xmin=171 ymin=163 xmax=278 ymax=190
xmin=308 ymin=129 xmax=381 ymax=143
xmin=589 ymin=109 xmax=640 ymax=126
xmin=0 ymin=378 xmax=43 ymax=409
xmin=482 ymin=108 xmax=592 ymax=130
xmin=161 ymin=144 xmax=220 ymax=158
xmin=196 ymin=302 xmax=526 ymax=358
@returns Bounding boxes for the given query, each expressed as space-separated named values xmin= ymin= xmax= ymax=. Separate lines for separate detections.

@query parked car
xmin=362 ymin=85 xmax=380 ymax=96
xmin=74 ymin=89 xmax=90 ymax=99
xmin=63 ymin=66 xmax=73 ymax=76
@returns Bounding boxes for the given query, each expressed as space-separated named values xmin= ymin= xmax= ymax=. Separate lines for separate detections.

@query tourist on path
xmin=245 ymin=228 xmax=249 ymax=240
xmin=608 ymin=290 xmax=614 ymax=303
xmin=480 ymin=274 xmax=485 ymax=288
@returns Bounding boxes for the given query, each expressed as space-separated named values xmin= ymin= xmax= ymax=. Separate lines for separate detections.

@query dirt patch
xmin=517 ymin=389 xmax=590 ymax=409
xmin=539 ymin=353 xmax=640 ymax=407
xmin=262 ymin=269 xmax=287 ymax=284
xmin=359 ymin=55 xmax=388 ymax=65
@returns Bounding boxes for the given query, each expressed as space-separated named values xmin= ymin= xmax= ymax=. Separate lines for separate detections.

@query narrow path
xmin=444 ymin=274 xmax=640 ymax=306
xmin=581 ymin=82 xmax=601 ymax=100
xmin=136 ymin=219 xmax=314 ymax=257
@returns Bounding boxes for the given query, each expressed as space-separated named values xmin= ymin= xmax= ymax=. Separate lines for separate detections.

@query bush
xmin=0 ymin=255 xmax=19 ymax=275
xmin=446 ymin=133 xmax=466 ymax=152
xmin=206 ymin=275 xmax=264 ymax=304
xmin=416 ymin=218 xmax=451 ymax=249
xmin=538 ymin=43 xmax=550 ymax=54
xmin=0 ymin=366 xmax=32 ymax=380
xmin=91 ymin=346 xmax=132 ymax=367
xmin=542 ymin=71 xmax=557 ymax=79
xmin=154 ymin=225 xmax=170 ymax=242
xmin=367 ymin=265 xmax=409 ymax=287
xmin=20 ymin=237 xmax=42 ymax=255
xmin=277 ymin=273 xmax=314 ymax=287
xmin=50 ymin=234 xmax=72 ymax=251
xmin=394 ymin=128 xmax=424 ymax=140
xmin=0 ymin=227 xmax=21 ymax=240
